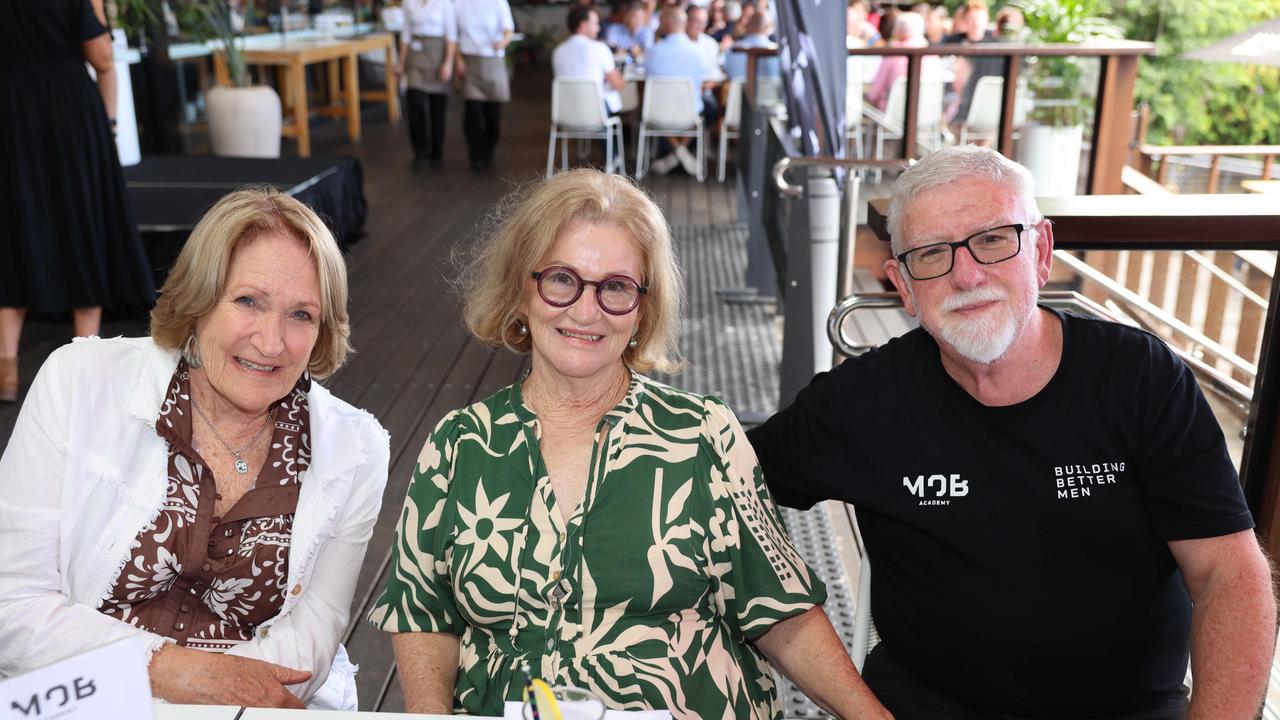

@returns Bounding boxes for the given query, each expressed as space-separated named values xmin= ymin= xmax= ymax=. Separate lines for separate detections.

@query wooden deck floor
xmin=0 ymin=67 xmax=737 ymax=711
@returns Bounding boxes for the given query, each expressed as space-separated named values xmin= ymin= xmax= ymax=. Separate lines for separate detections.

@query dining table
xmin=212 ymin=32 xmax=400 ymax=157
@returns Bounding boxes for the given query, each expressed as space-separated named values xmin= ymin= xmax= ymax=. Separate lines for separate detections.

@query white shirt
xmin=552 ymin=34 xmax=621 ymax=114
xmin=0 ymin=337 xmax=390 ymax=709
xmin=455 ymin=0 xmax=515 ymax=57
xmin=400 ymin=0 xmax=457 ymax=45
xmin=691 ymin=32 xmax=722 ymax=77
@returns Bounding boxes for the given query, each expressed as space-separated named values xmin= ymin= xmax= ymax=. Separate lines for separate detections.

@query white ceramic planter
xmin=1016 ymin=123 xmax=1083 ymax=197
xmin=207 ymin=85 xmax=283 ymax=158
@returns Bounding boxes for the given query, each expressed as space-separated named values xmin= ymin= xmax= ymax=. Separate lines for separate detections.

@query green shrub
xmin=1111 ymin=0 xmax=1280 ymax=145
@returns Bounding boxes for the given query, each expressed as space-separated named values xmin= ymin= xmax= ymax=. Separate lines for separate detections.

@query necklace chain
xmin=191 ymin=396 xmax=276 ymax=474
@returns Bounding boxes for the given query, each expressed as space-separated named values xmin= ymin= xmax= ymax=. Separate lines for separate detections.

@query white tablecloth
xmin=153 ymin=702 xmax=664 ymax=719
xmin=242 ymin=710 xmax=488 ymax=719
xmin=153 ymin=705 xmax=494 ymax=720
xmin=153 ymin=705 xmax=241 ymax=720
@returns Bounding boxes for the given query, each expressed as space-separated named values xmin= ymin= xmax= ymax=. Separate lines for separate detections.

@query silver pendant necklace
xmin=191 ymin=396 xmax=277 ymax=475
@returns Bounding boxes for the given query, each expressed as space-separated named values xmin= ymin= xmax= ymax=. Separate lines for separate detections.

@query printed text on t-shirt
xmin=903 ymin=474 xmax=970 ymax=506
xmin=1054 ymin=462 xmax=1125 ymax=500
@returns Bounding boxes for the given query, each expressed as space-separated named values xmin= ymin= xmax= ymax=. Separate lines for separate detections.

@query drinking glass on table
xmin=522 ymin=686 xmax=606 ymax=720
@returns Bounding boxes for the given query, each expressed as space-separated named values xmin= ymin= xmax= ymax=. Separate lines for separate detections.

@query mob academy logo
xmin=902 ymin=474 xmax=970 ymax=506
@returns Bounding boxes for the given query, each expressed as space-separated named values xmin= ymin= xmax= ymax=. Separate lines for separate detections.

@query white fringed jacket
xmin=0 ymin=337 xmax=389 ymax=707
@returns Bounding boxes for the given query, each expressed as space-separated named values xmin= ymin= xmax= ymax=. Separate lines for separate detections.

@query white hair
xmin=887 ymin=145 xmax=1041 ymax=254
xmin=893 ymin=11 xmax=926 ymax=42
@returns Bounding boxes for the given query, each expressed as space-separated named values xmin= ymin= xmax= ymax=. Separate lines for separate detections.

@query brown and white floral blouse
xmin=98 ymin=360 xmax=311 ymax=652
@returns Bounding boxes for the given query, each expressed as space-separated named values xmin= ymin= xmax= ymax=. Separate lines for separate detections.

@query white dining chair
xmin=717 ymin=78 xmax=744 ymax=182
xmin=546 ymin=78 xmax=626 ymax=178
xmin=636 ymin=76 xmax=706 ymax=182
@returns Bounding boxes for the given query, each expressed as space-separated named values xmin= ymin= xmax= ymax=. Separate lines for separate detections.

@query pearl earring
xmin=517 ymin=321 xmax=528 ymax=337
xmin=628 ymin=337 xmax=638 ymax=349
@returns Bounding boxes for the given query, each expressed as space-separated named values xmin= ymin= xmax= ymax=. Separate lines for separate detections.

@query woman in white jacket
xmin=0 ymin=188 xmax=389 ymax=709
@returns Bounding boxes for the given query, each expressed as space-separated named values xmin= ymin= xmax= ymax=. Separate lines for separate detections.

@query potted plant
xmin=176 ymin=0 xmax=283 ymax=157
xmin=1011 ymin=0 xmax=1121 ymax=195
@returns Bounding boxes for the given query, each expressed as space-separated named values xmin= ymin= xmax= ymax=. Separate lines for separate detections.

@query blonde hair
xmin=150 ymin=186 xmax=352 ymax=378
xmin=459 ymin=169 xmax=683 ymax=375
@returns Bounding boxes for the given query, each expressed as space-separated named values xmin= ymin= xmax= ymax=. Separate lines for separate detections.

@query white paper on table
xmin=0 ymin=637 xmax=154 ymax=720
xmin=152 ymin=703 xmax=242 ymax=720
xmin=503 ymin=700 xmax=672 ymax=720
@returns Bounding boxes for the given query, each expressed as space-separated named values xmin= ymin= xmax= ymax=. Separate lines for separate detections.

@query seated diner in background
xmin=846 ymin=0 xmax=882 ymax=48
xmin=553 ymin=4 xmax=625 ymax=117
xmin=646 ymin=7 xmax=715 ymax=176
xmin=723 ymin=11 xmax=778 ymax=82
xmin=940 ymin=0 xmax=1001 ymax=123
xmin=686 ymin=4 xmax=726 ymax=78
xmin=369 ymin=169 xmax=892 ymax=720
xmin=604 ymin=0 xmax=656 ymax=59
xmin=0 ymin=188 xmax=390 ymax=710
xmin=865 ymin=11 xmax=935 ymax=111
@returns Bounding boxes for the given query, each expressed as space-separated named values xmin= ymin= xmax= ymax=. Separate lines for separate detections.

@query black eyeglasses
xmin=896 ymin=223 xmax=1029 ymax=281
xmin=531 ymin=266 xmax=647 ymax=315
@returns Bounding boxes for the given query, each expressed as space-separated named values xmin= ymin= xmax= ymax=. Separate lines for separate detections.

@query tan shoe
xmin=0 ymin=357 xmax=17 ymax=403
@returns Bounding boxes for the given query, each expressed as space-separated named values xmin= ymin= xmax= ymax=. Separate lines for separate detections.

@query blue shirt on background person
xmin=645 ymin=32 xmax=705 ymax=113
xmin=604 ymin=19 xmax=654 ymax=54
xmin=724 ymin=33 xmax=779 ymax=81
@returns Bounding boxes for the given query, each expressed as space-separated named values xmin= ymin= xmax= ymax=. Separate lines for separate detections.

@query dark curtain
xmin=775 ymin=0 xmax=847 ymax=166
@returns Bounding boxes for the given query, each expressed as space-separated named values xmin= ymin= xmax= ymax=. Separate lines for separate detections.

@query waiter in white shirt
xmin=552 ymin=5 xmax=624 ymax=117
xmin=455 ymin=0 xmax=515 ymax=172
xmin=396 ymin=0 xmax=457 ymax=169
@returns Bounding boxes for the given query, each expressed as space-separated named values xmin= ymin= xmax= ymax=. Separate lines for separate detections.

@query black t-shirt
xmin=747 ymin=309 xmax=1253 ymax=718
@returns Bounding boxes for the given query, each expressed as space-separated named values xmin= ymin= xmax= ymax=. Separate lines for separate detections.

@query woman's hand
xmin=149 ymin=644 xmax=310 ymax=709
xmin=394 ymin=60 xmax=406 ymax=78
xmin=438 ymin=61 xmax=453 ymax=83
xmin=454 ymin=55 xmax=468 ymax=78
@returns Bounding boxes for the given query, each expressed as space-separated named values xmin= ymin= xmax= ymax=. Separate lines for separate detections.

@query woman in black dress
xmin=0 ymin=0 xmax=156 ymax=401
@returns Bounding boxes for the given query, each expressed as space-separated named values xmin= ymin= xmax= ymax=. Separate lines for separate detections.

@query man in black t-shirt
xmin=747 ymin=146 xmax=1275 ymax=719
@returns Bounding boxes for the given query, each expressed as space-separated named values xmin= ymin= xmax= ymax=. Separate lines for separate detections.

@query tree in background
xmin=1111 ymin=0 xmax=1280 ymax=146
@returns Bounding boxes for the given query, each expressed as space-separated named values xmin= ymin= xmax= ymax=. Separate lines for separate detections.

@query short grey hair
xmin=887 ymin=145 xmax=1040 ymax=254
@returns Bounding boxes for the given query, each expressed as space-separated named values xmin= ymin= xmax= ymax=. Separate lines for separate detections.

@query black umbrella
xmin=1182 ymin=18 xmax=1280 ymax=68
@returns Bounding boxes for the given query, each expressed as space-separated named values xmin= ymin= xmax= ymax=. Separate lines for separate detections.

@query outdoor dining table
xmin=212 ymin=32 xmax=400 ymax=157
xmin=618 ymin=63 xmax=728 ymax=112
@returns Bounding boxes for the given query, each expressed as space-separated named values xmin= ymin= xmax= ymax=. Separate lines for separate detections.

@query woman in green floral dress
xmin=369 ymin=170 xmax=891 ymax=720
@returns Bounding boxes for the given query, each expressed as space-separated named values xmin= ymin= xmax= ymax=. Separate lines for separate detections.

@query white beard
xmin=918 ymin=285 xmax=1025 ymax=365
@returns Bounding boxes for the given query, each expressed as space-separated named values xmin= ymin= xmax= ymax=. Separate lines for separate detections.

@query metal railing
xmin=742 ymin=40 xmax=1156 ymax=193
xmin=1052 ymin=251 xmax=1258 ymax=381
xmin=827 ymin=289 xmax=1253 ymax=408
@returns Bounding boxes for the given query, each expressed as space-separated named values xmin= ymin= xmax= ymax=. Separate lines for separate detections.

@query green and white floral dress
xmin=368 ymin=373 xmax=826 ymax=719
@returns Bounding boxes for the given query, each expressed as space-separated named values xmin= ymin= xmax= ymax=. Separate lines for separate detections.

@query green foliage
xmin=112 ymin=0 xmax=158 ymax=43
xmin=1012 ymin=0 xmax=1123 ymax=126
xmin=1109 ymin=0 xmax=1280 ymax=146
xmin=172 ymin=0 xmax=250 ymax=87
